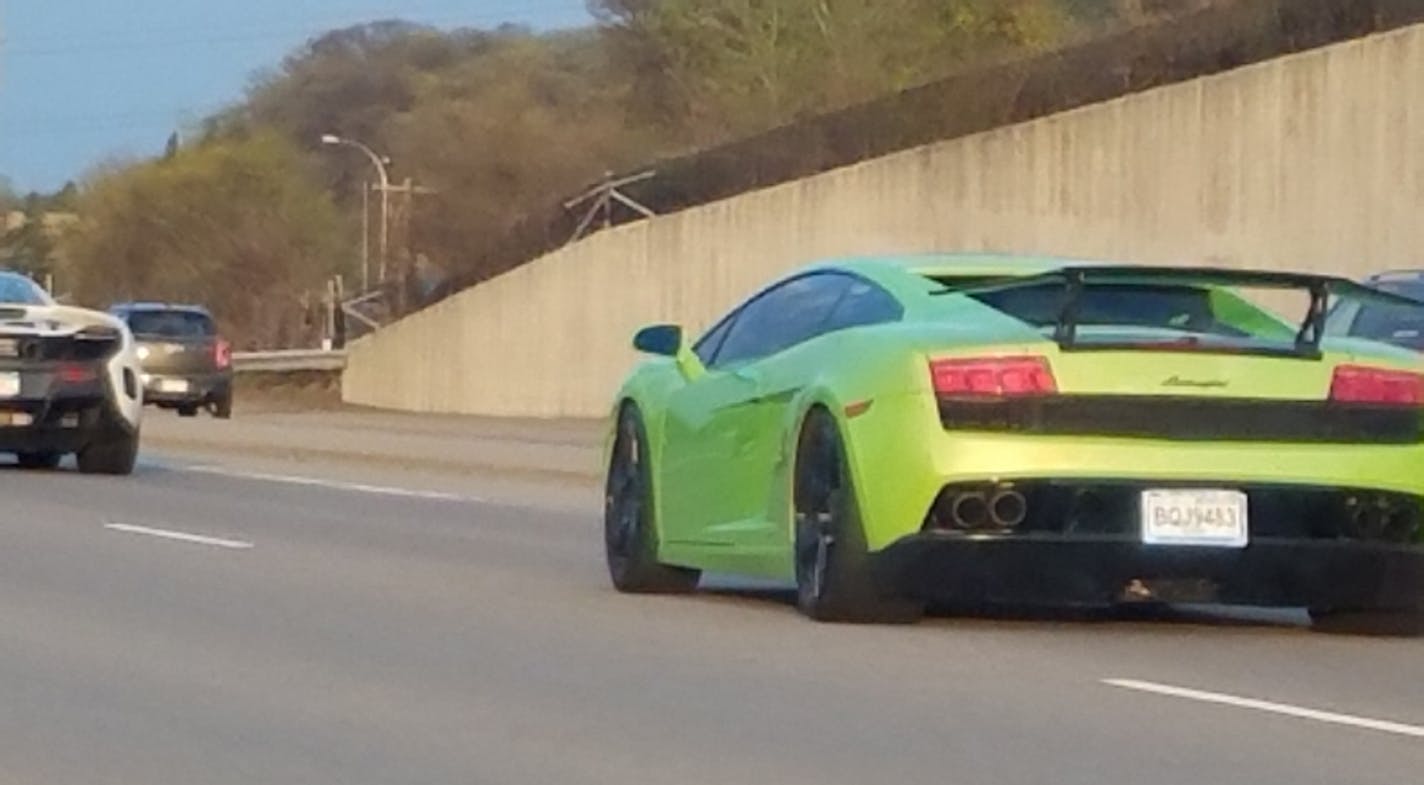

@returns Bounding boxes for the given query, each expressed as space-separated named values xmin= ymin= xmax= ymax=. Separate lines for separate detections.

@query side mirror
xmin=633 ymin=324 xmax=683 ymax=357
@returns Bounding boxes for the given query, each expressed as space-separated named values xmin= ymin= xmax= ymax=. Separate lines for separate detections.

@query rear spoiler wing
xmin=932 ymin=265 xmax=1424 ymax=359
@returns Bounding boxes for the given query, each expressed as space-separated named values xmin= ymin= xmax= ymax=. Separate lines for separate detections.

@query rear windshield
xmin=0 ymin=273 xmax=49 ymax=306
xmin=967 ymin=282 xmax=1284 ymax=340
xmin=124 ymin=309 xmax=215 ymax=338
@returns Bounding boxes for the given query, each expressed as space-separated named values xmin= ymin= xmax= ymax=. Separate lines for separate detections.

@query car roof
xmin=1364 ymin=269 xmax=1424 ymax=283
xmin=111 ymin=301 xmax=213 ymax=315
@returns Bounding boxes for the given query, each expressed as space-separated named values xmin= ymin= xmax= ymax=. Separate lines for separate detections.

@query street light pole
xmin=321 ymin=134 xmax=390 ymax=287
xmin=360 ymin=180 xmax=370 ymax=292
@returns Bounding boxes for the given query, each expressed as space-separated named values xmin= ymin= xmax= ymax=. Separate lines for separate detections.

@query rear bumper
xmin=876 ymin=534 xmax=1424 ymax=612
xmin=141 ymin=371 xmax=231 ymax=405
xmin=842 ymin=392 xmax=1424 ymax=551
xmin=0 ymin=393 xmax=131 ymax=454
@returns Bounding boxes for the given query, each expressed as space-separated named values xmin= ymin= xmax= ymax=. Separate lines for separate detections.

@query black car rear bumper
xmin=876 ymin=534 xmax=1424 ymax=612
xmin=141 ymin=371 xmax=231 ymax=406
xmin=0 ymin=393 xmax=132 ymax=454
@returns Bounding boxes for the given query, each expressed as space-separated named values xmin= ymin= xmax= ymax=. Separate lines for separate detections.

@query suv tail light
xmin=930 ymin=356 xmax=1057 ymax=397
xmin=1329 ymin=365 xmax=1424 ymax=406
xmin=215 ymin=338 xmax=232 ymax=370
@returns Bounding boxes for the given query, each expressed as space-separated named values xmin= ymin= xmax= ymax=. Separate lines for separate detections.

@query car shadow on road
xmin=0 ymin=456 xmax=175 ymax=479
xmin=694 ymin=575 xmax=1305 ymax=632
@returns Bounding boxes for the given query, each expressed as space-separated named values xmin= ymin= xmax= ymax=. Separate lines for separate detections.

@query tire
xmin=76 ymin=429 xmax=139 ymax=476
xmin=177 ymin=404 xmax=199 ymax=418
xmin=603 ymin=403 xmax=700 ymax=593
xmin=211 ymin=393 xmax=233 ymax=419
xmin=1309 ymin=609 xmax=1424 ymax=637
xmin=16 ymin=451 xmax=62 ymax=470
xmin=793 ymin=407 xmax=923 ymax=624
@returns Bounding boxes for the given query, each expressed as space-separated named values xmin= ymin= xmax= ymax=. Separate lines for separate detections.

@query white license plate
xmin=0 ymin=411 xmax=33 ymax=427
xmin=157 ymin=379 xmax=190 ymax=394
xmin=1141 ymin=489 xmax=1248 ymax=548
xmin=0 ymin=371 xmax=18 ymax=399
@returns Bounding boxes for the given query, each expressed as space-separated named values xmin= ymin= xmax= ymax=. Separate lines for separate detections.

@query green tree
xmin=211 ymin=22 xmax=648 ymax=284
xmin=591 ymin=0 xmax=1086 ymax=140
xmin=0 ymin=176 xmax=17 ymax=212
xmin=60 ymin=132 xmax=348 ymax=347
xmin=384 ymin=29 xmax=650 ymax=277
xmin=0 ymin=196 xmax=59 ymax=277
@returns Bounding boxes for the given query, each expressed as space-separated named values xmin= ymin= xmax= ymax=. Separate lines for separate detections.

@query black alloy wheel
xmin=793 ymin=407 xmax=922 ymax=623
xmin=603 ymin=404 xmax=699 ymax=594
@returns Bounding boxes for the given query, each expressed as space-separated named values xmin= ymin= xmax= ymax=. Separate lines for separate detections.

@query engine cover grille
xmin=937 ymin=395 xmax=1422 ymax=444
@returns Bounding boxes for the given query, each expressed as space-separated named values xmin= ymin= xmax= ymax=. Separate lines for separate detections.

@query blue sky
xmin=0 ymin=1 xmax=594 ymax=193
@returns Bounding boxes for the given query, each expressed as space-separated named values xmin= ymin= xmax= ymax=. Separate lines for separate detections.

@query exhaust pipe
xmin=990 ymin=489 xmax=1028 ymax=528
xmin=1345 ymin=495 xmax=1400 ymax=540
xmin=1355 ymin=500 xmax=1389 ymax=539
xmin=950 ymin=492 xmax=989 ymax=529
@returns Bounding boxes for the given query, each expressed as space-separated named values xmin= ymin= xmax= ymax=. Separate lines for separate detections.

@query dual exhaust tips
xmin=1345 ymin=495 xmax=1418 ymax=542
xmin=944 ymin=487 xmax=1027 ymax=530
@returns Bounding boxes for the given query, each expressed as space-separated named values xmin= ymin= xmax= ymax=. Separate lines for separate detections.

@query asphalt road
xmin=2 ymin=423 xmax=1422 ymax=784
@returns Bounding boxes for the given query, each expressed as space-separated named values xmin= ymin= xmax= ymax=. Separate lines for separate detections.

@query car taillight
xmin=1329 ymin=365 xmax=1424 ymax=406
xmin=930 ymin=356 xmax=1057 ymax=397
xmin=215 ymin=338 xmax=231 ymax=369
xmin=57 ymin=364 xmax=97 ymax=384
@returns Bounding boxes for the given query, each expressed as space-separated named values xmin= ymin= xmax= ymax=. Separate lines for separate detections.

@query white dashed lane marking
xmin=104 ymin=522 xmax=254 ymax=550
xmin=1104 ymin=678 xmax=1424 ymax=739
xmin=177 ymin=464 xmax=480 ymax=503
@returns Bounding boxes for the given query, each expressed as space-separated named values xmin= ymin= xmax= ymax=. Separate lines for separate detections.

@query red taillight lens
xmin=215 ymin=338 xmax=232 ymax=370
xmin=1329 ymin=365 xmax=1424 ymax=406
xmin=930 ymin=356 xmax=1057 ymax=397
xmin=57 ymin=364 xmax=97 ymax=384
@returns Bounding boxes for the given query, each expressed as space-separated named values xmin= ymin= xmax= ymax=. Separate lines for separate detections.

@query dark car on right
xmin=109 ymin=302 xmax=233 ymax=418
xmin=1332 ymin=270 xmax=1424 ymax=351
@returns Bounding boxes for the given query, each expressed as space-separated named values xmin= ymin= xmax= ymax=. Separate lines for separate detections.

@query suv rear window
xmin=124 ymin=309 xmax=216 ymax=338
xmin=1343 ymin=280 xmax=1424 ymax=349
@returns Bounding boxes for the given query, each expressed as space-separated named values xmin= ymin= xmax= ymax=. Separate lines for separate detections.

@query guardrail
xmin=233 ymin=349 xmax=347 ymax=373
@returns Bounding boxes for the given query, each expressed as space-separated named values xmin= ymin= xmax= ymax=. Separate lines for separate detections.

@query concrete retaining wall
xmin=344 ymin=24 xmax=1424 ymax=418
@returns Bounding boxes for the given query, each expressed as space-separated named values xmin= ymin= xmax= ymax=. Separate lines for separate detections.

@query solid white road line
xmin=178 ymin=465 xmax=479 ymax=502
xmin=104 ymin=522 xmax=254 ymax=550
xmin=1103 ymin=678 xmax=1424 ymax=739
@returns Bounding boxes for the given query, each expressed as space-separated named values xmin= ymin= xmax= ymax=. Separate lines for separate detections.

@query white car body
xmin=0 ymin=272 xmax=144 ymax=473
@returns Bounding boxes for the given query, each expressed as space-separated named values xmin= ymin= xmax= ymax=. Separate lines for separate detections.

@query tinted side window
xmin=1349 ymin=302 xmax=1424 ymax=348
xmin=825 ymin=278 xmax=902 ymax=331
xmin=711 ymin=274 xmax=852 ymax=368
xmin=1346 ymin=280 xmax=1424 ymax=349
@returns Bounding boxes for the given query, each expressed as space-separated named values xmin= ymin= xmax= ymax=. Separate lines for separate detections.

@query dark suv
xmin=1332 ymin=270 xmax=1424 ymax=352
xmin=109 ymin=303 xmax=233 ymax=418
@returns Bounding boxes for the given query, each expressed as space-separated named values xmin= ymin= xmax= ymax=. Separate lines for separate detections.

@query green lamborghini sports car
xmin=603 ymin=254 xmax=1424 ymax=632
